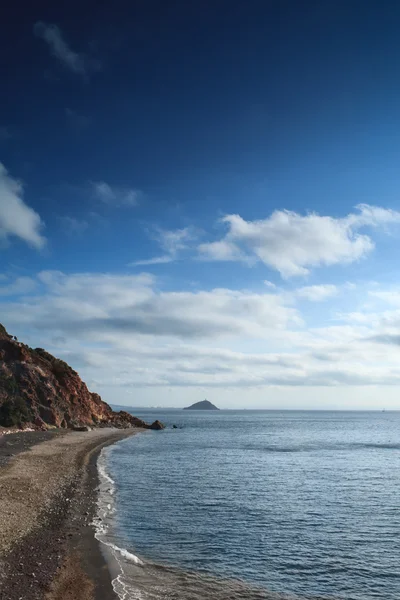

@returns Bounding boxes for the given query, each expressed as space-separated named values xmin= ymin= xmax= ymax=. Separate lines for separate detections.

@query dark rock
xmin=111 ymin=411 xmax=149 ymax=429
xmin=172 ymin=424 xmax=178 ymax=429
xmin=34 ymin=416 xmax=47 ymax=431
xmin=149 ymin=420 xmax=165 ymax=430
xmin=184 ymin=399 xmax=219 ymax=410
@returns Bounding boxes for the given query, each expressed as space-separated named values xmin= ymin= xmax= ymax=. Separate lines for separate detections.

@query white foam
xmin=98 ymin=457 xmax=116 ymax=489
xmin=112 ymin=573 xmax=144 ymax=600
xmin=95 ymin=445 xmax=145 ymax=600
xmin=105 ymin=542 xmax=144 ymax=565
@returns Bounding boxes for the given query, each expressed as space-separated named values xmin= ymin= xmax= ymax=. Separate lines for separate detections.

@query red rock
xmin=0 ymin=323 xmax=159 ymax=430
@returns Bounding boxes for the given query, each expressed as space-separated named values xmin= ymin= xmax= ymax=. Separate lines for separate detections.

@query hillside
xmin=0 ymin=324 xmax=162 ymax=431
xmin=184 ymin=400 xmax=219 ymax=410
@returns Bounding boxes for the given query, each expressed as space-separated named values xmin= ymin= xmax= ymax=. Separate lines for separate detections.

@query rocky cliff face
xmin=0 ymin=324 xmax=156 ymax=430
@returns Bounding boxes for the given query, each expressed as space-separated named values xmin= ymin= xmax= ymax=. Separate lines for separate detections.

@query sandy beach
xmin=0 ymin=428 xmax=141 ymax=600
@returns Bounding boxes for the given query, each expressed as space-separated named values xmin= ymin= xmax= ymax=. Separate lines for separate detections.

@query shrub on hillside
xmin=0 ymin=397 xmax=31 ymax=427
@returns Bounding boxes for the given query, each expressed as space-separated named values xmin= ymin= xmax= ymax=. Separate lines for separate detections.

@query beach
xmin=0 ymin=428 xmax=141 ymax=600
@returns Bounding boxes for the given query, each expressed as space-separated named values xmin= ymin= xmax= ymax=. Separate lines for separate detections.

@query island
xmin=184 ymin=400 xmax=219 ymax=410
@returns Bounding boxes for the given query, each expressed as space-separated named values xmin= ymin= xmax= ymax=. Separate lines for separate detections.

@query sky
xmin=2 ymin=1 xmax=400 ymax=409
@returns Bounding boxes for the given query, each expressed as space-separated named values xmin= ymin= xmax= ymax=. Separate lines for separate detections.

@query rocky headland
xmin=0 ymin=323 xmax=163 ymax=432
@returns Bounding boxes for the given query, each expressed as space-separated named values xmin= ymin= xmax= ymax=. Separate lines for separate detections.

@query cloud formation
xmin=132 ymin=255 xmax=175 ymax=266
xmin=4 ymin=271 xmax=299 ymax=339
xmin=198 ymin=239 xmax=250 ymax=263
xmin=199 ymin=204 xmax=400 ymax=278
xmin=0 ymin=163 xmax=45 ymax=249
xmin=34 ymin=22 xmax=94 ymax=75
xmin=132 ymin=227 xmax=198 ymax=266
xmin=0 ymin=276 xmax=36 ymax=296
xmin=2 ymin=273 xmax=400 ymax=396
xmin=92 ymin=181 xmax=140 ymax=207
xmin=296 ymin=284 xmax=338 ymax=302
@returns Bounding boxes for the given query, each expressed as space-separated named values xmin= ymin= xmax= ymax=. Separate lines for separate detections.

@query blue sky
xmin=2 ymin=1 xmax=400 ymax=408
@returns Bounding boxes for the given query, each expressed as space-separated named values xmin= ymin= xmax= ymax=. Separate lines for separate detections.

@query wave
xmin=97 ymin=453 xmax=116 ymax=491
xmin=94 ymin=447 xmax=136 ymax=589
xmin=105 ymin=542 xmax=144 ymax=565
xmin=239 ymin=442 xmax=400 ymax=453
xmin=353 ymin=442 xmax=400 ymax=450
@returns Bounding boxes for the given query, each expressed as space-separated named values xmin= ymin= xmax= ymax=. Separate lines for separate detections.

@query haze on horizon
xmin=2 ymin=1 xmax=400 ymax=410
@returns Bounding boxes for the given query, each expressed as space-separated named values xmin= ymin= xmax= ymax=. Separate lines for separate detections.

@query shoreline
xmin=0 ymin=428 xmax=143 ymax=600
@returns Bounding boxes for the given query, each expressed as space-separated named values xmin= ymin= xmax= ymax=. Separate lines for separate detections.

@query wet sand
xmin=0 ymin=428 xmax=141 ymax=600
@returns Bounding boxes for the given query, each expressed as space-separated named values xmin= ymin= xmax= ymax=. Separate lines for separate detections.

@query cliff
xmin=0 ymin=324 xmax=161 ymax=431
xmin=184 ymin=400 xmax=219 ymax=410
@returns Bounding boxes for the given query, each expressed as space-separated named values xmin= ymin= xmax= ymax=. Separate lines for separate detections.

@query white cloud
xmin=92 ymin=181 xmax=140 ymax=207
xmin=368 ymin=289 xmax=400 ymax=306
xmin=159 ymin=228 xmax=195 ymax=254
xmin=296 ymin=284 xmax=338 ymax=302
xmin=0 ymin=163 xmax=45 ymax=249
xmin=5 ymin=271 xmax=299 ymax=340
xmin=0 ymin=271 xmax=302 ymax=388
xmin=3 ymin=273 xmax=400 ymax=403
xmin=132 ymin=227 xmax=198 ymax=266
xmin=264 ymin=280 xmax=277 ymax=289
xmin=33 ymin=22 xmax=97 ymax=76
xmin=199 ymin=204 xmax=400 ymax=278
xmin=346 ymin=203 xmax=400 ymax=228
xmin=0 ymin=276 xmax=36 ymax=296
xmin=132 ymin=255 xmax=174 ymax=266
xmin=57 ymin=332 xmax=400 ymax=389
xmin=198 ymin=239 xmax=249 ymax=262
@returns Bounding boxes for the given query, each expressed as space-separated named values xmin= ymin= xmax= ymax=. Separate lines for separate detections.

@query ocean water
xmin=96 ymin=410 xmax=400 ymax=600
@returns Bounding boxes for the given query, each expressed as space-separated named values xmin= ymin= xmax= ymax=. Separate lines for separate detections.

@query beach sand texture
xmin=0 ymin=428 xmax=139 ymax=600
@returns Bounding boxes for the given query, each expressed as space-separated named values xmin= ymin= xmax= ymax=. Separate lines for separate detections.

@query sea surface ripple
xmin=102 ymin=410 xmax=400 ymax=600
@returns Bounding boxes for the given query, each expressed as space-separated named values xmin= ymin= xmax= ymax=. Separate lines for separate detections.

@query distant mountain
xmin=184 ymin=400 xmax=219 ymax=411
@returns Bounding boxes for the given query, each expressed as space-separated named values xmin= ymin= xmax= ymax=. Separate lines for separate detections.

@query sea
xmin=95 ymin=410 xmax=400 ymax=600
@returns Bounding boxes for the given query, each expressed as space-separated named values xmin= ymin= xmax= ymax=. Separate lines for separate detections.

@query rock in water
xmin=150 ymin=420 xmax=165 ymax=430
xmin=184 ymin=400 xmax=219 ymax=410
xmin=0 ymin=323 xmax=161 ymax=431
